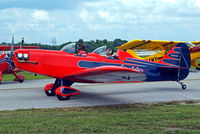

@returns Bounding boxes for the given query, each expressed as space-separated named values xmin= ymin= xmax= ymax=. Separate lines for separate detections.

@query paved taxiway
xmin=0 ymin=72 xmax=200 ymax=110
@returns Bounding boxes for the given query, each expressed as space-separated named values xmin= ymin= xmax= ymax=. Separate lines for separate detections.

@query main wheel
xmin=44 ymin=83 xmax=55 ymax=96
xmin=182 ymin=84 xmax=187 ymax=90
xmin=19 ymin=79 xmax=24 ymax=83
xmin=56 ymin=95 xmax=71 ymax=101
xmin=15 ymin=75 xmax=25 ymax=83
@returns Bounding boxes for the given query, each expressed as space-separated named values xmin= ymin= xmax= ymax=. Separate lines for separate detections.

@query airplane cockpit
xmin=61 ymin=43 xmax=108 ymax=56
xmin=61 ymin=43 xmax=120 ymax=59
xmin=92 ymin=46 xmax=107 ymax=56
xmin=60 ymin=43 xmax=76 ymax=54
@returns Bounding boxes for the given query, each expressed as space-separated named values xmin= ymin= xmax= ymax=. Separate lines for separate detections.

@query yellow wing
xmin=118 ymin=39 xmax=185 ymax=51
xmin=144 ymin=50 xmax=166 ymax=62
xmin=190 ymin=41 xmax=200 ymax=45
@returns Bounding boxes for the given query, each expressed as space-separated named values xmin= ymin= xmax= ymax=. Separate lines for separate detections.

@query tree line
xmin=0 ymin=39 xmax=128 ymax=52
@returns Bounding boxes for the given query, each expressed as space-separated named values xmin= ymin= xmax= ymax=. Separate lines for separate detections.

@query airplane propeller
xmin=20 ymin=37 xmax=24 ymax=49
xmin=10 ymin=35 xmax=14 ymax=59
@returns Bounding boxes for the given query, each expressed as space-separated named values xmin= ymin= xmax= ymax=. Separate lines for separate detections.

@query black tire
xmin=19 ymin=79 xmax=24 ymax=83
xmin=56 ymin=95 xmax=71 ymax=101
xmin=182 ymin=84 xmax=187 ymax=90
xmin=45 ymin=90 xmax=56 ymax=96
xmin=196 ymin=63 xmax=200 ymax=70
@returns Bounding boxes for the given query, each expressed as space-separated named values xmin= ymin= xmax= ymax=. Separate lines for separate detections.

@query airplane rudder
xmin=176 ymin=43 xmax=191 ymax=80
xmin=158 ymin=45 xmax=181 ymax=66
xmin=176 ymin=43 xmax=191 ymax=68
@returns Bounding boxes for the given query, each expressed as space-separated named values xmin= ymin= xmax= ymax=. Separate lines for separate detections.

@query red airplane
xmin=0 ymin=37 xmax=39 ymax=84
xmin=13 ymin=42 xmax=191 ymax=101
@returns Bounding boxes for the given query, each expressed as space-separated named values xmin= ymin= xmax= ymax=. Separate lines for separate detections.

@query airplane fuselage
xmin=13 ymin=49 xmax=184 ymax=83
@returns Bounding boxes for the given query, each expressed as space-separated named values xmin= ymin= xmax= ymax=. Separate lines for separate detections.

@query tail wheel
xmin=182 ymin=84 xmax=187 ymax=90
xmin=44 ymin=83 xmax=55 ymax=96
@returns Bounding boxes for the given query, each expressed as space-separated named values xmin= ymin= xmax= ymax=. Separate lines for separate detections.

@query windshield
xmin=92 ymin=46 xmax=107 ymax=56
xmin=60 ymin=43 xmax=76 ymax=54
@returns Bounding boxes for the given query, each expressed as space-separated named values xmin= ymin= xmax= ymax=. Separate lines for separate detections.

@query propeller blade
xmin=20 ymin=37 xmax=24 ymax=49
xmin=10 ymin=35 xmax=14 ymax=58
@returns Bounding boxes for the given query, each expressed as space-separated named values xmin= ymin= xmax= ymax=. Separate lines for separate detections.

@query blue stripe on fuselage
xmin=78 ymin=61 xmax=122 ymax=68
xmin=78 ymin=60 xmax=163 ymax=81
xmin=126 ymin=58 xmax=177 ymax=67
xmin=78 ymin=61 xmax=137 ymax=69
xmin=0 ymin=57 xmax=10 ymax=64
xmin=78 ymin=60 xmax=156 ymax=75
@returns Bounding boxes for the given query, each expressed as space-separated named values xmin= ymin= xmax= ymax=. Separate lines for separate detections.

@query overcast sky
xmin=0 ymin=0 xmax=200 ymax=44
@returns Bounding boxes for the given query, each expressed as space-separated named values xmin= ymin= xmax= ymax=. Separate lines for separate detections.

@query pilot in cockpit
xmin=77 ymin=43 xmax=87 ymax=56
xmin=106 ymin=48 xmax=119 ymax=59
xmin=106 ymin=48 xmax=113 ymax=58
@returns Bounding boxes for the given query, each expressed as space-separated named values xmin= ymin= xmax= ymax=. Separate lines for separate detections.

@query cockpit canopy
xmin=92 ymin=46 xmax=107 ymax=56
xmin=60 ymin=43 xmax=76 ymax=54
xmin=61 ymin=43 xmax=108 ymax=56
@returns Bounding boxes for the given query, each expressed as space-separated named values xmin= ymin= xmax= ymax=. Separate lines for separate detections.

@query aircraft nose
xmin=14 ymin=50 xmax=29 ymax=61
xmin=190 ymin=45 xmax=200 ymax=53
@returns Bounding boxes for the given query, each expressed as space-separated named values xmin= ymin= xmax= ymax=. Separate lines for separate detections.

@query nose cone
xmin=13 ymin=49 xmax=44 ymax=74
xmin=189 ymin=45 xmax=200 ymax=53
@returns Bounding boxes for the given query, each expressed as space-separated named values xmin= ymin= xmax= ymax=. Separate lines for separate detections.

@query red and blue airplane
xmin=13 ymin=41 xmax=191 ymax=100
xmin=0 ymin=37 xmax=39 ymax=84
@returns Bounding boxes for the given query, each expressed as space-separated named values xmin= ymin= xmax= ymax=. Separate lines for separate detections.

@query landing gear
xmin=55 ymin=86 xmax=80 ymax=101
xmin=11 ymin=70 xmax=25 ymax=83
xmin=0 ymin=77 xmax=2 ymax=84
xmin=177 ymin=80 xmax=187 ymax=90
xmin=57 ymin=95 xmax=71 ymax=101
xmin=44 ymin=83 xmax=55 ymax=96
xmin=44 ymin=79 xmax=79 ymax=101
xmin=196 ymin=63 xmax=200 ymax=70
xmin=19 ymin=79 xmax=24 ymax=83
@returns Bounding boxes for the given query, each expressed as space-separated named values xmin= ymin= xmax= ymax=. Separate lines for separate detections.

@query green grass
xmin=0 ymin=103 xmax=200 ymax=134
xmin=2 ymin=71 xmax=50 ymax=81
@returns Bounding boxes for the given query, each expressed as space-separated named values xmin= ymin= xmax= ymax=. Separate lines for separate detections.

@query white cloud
xmin=195 ymin=0 xmax=200 ymax=8
xmin=79 ymin=9 xmax=94 ymax=23
xmin=0 ymin=0 xmax=200 ymax=44
xmin=31 ymin=10 xmax=49 ymax=21
xmin=160 ymin=0 xmax=177 ymax=4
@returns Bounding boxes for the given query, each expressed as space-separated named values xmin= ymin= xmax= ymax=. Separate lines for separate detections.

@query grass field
xmin=0 ymin=103 xmax=200 ymax=134
xmin=2 ymin=71 xmax=50 ymax=81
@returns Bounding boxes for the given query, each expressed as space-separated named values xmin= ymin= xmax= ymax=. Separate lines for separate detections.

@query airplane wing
xmin=64 ymin=66 xmax=146 ymax=83
xmin=118 ymin=39 xmax=185 ymax=51
xmin=0 ymin=46 xmax=40 ymax=51
xmin=190 ymin=41 xmax=200 ymax=45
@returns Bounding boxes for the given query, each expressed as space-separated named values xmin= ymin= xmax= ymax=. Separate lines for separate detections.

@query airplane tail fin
xmin=159 ymin=43 xmax=191 ymax=80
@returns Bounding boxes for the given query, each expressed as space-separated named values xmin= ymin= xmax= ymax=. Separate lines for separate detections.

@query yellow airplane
xmin=118 ymin=40 xmax=200 ymax=70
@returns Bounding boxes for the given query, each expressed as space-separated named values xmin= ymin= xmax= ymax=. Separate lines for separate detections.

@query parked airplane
xmin=0 ymin=37 xmax=39 ymax=84
xmin=13 ymin=42 xmax=191 ymax=100
xmin=119 ymin=40 xmax=200 ymax=70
